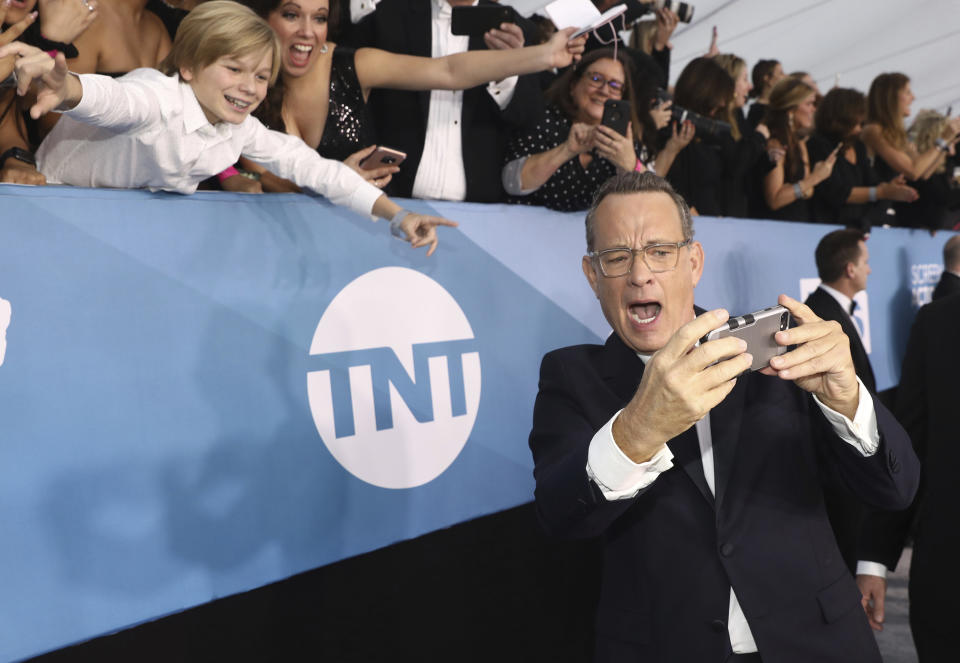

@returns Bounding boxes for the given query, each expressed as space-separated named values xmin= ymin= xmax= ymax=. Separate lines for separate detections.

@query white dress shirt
xmin=411 ymin=0 xmax=518 ymax=201
xmin=36 ymin=69 xmax=383 ymax=218
xmin=586 ymin=352 xmax=880 ymax=654
xmin=817 ymin=283 xmax=863 ymax=339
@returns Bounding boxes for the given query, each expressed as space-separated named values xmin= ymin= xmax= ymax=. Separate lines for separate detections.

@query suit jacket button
xmin=711 ymin=619 xmax=726 ymax=633
xmin=720 ymin=543 xmax=735 ymax=557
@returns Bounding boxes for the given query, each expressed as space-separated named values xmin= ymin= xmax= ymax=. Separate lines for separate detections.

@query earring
xmin=320 ymin=43 xmax=328 ymax=54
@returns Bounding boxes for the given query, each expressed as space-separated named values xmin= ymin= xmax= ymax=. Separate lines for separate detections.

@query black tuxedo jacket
xmin=343 ymin=0 xmax=544 ymax=202
xmin=804 ymin=287 xmax=876 ymax=394
xmin=529 ymin=332 xmax=918 ymax=663
xmin=860 ymin=296 xmax=960 ymax=659
xmin=803 ymin=287 xmax=877 ymax=573
xmin=932 ymin=270 xmax=960 ymax=301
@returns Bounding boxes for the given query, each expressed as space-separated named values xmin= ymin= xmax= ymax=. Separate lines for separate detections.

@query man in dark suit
xmin=529 ymin=171 xmax=918 ymax=663
xmin=932 ymin=234 xmax=960 ymax=301
xmin=856 ymin=295 xmax=960 ymax=661
xmin=343 ymin=0 xmax=544 ymax=202
xmin=804 ymin=229 xmax=876 ymax=393
xmin=803 ymin=229 xmax=876 ymax=575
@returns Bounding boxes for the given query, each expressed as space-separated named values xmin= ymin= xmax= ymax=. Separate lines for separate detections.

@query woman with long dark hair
xmin=809 ymin=87 xmax=917 ymax=229
xmin=861 ymin=72 xmax=960 ymax=183
xmin=502 ymin=48 xmax=664 ymax=212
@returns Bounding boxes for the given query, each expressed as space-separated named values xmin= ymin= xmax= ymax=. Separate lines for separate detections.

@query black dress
xmin=722 ymin=109 xmax=768 ymax=218
xmin=757 ymin=141 xmax=813 ymax=222
xmin=505 ymin=104 xmax=648 ymax=212
xmin=664 ymin=128 xmax=752 ymax=217
xmin=746 ymin=101 xmax=767 ymax=130
xmin=808 ymin=134 xmax=886 ymax=230
xmin=317 ymin=47 xmax=377 ymax=163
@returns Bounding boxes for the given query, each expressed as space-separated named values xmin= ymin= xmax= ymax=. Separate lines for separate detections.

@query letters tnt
xmin=309 ymin=339 xmax=478 ymax=438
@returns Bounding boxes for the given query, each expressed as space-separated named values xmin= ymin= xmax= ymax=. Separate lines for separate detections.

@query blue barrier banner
xmin=0 ymin=184 xmax=951 ymax=661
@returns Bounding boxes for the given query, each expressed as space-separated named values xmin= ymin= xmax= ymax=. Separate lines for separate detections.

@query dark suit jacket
xmin=932 ymin=270 xmax=960 ymax=301
xmin=803 ymin=287 xmax=878 ymax=574
xmin=342 ymin=0 xmax=544 ymax=202
xmin=860 ymin=296 xmax=960 ymax=659
xmin=529 ymin=332 xmax=918 ymax=663
xmin=804 ymin=287 xmax=876 ymax=394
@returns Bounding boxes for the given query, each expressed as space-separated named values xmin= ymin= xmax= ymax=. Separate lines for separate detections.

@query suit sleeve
xmin=859 ymin=306 xmax=929 ymax=570
xmin=529 ymin=351 xmax=639 ymax=540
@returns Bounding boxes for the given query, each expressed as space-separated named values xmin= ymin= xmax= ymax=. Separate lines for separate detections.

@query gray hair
xmin=585 ymin=171 xmax=694 ymax=252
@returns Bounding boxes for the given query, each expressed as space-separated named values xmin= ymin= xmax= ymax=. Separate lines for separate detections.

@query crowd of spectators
xmin=2 ymin=0 xmax=959 ymax=233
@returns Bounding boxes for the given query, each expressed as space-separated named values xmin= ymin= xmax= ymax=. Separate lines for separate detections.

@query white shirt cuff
xmin=487 ymin=75 xmax=518 ymax=110
xmin=586 ymin=409 xmax=674 ymax=501
xmin=812 ymin=378 xmax=879 ymax=456
xmin=856 ymin=560 xmax=888 ymax=578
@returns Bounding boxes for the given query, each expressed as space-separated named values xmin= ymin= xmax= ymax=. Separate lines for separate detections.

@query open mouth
xmin=289 ymin=43 xmax=313 ymax=68
xmin=225 ymin=95 xmax=252 ymax=111
xmin=629 ymin=302 xmax=661 ymax=325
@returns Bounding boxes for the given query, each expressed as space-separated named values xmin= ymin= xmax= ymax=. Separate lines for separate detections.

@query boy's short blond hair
xmin=159 ymin=1 xmax=281 ymax=85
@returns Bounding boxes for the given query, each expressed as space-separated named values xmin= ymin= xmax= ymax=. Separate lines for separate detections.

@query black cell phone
xmin=601 ymin=99 xmax=631 ymax=136
xmin=700 ymin=305 xmax=791 ymax=372
xmin=450 ymin=6 xmax=517 ymax=37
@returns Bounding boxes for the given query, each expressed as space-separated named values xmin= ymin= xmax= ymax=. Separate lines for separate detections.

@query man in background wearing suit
xmin=857 ymin=294 xmax=960 ymax=661
xmin=803 ymin=229 xmax=877 ymax=577
xmin=804 ymin=229 xmax=876 ymax=393
xmin=529 ymin=171 xmax=918 ymax=663
xmin=932 ymin=234 xmax=960 ymax=301
xmin=343 ymin=0 xmax=544 ymax=202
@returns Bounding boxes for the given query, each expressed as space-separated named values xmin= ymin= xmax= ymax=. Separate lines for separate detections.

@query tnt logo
xmin=0 ymin=297 xmax=10 ymax=368
xmin=307 ymin=268 xmax=481 ymax=489
xmin=800 ymin=278 xmax=871 ymax=353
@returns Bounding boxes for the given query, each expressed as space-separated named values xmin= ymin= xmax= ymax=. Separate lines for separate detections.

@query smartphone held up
xmin=701 ymin=305 xmax=791 ymax=372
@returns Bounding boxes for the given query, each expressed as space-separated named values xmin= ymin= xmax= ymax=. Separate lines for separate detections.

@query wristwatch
xmin=0 ymin=147 xmax=37 ymax=170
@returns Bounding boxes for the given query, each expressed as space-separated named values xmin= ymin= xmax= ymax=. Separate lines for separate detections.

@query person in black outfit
xmin=502 ymin=49 xmax=653 ymax=212
xmin=761 ymin=77 xmax=837 ymax=221
xmin=809 ymin=87 xmax=918 ymax=230
xmin=341 ymin=0 xmax=547 ymax=203
xmin=897 ymin=109 xmax=960 ymax=231
xmin=933 ymin=235 xmax=960 ymax=301
xmin=745 ymin=58 xmax=782 ymax=130
xmin=713 ymin=53 xmax=770 ymax=218
xmin=661 ymin=57 xmax=740 ymax=216
xmin=857 ymin=294 xmax=960 ymax=661
xmin=804 ymin=229 xmax=876 ymax=576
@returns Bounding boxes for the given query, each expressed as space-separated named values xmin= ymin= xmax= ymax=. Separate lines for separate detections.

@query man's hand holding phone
xmin=612 ymin=309 xmax=752 ymax=463
xmin=762 ymin=293 xmax=860 ymax=419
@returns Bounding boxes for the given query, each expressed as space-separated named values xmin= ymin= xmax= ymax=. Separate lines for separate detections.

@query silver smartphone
xmin=701 ymin=305 xmax=791 ymax=372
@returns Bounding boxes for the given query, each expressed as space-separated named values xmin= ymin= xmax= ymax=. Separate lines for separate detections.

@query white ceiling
xmin=664 ymin=0 xmax=959 ymax=119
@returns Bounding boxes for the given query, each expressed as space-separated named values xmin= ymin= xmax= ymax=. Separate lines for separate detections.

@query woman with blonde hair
xmin=862 ymin=72 xmax=960 ymax=182
xmin=761 ymin=77 xmax=837 ymax=221
xmin=897 ymin=110 xmax=960 ymax=230
xmin=713 ymin=52 xmax=770 ymax=217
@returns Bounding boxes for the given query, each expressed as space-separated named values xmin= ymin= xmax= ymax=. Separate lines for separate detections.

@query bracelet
xmin=0 ymin=146 xmax=37 ymax=170
xmin=868 ymin=186 xmax=878 ymax=203
xmin=216 ymin=166 xmax=240 ymax=183
xmin=634 ymin=159 xmax=646 ymax=173
xmin=390 ymin=209 xmax=411 ymax=239
xmin=792 ymin=182 xmax=806 ymax=200
xmin=935 ymin=138 xmax=949 ymax=152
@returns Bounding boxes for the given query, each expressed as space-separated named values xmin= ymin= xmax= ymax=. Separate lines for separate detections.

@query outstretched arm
xmin=354 ymin=26 xmax=584 ymax=95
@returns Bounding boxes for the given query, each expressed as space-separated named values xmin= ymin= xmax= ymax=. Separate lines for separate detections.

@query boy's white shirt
xmin=36 ymin=69 xmax=382 ymax=218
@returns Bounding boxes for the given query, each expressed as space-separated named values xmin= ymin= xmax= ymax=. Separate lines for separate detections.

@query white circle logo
xmin=307 ymin=267 xmax=481 ymax=489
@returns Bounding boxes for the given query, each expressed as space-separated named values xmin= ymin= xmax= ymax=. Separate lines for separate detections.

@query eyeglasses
xmin=589 ymin=240 xmax=692 ymax=277
xmin=584 ymin=72 xmax=624 ymax=96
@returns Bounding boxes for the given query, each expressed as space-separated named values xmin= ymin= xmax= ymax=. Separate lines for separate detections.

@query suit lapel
xmin=711 ymin=374 xmax=747 ymax=512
